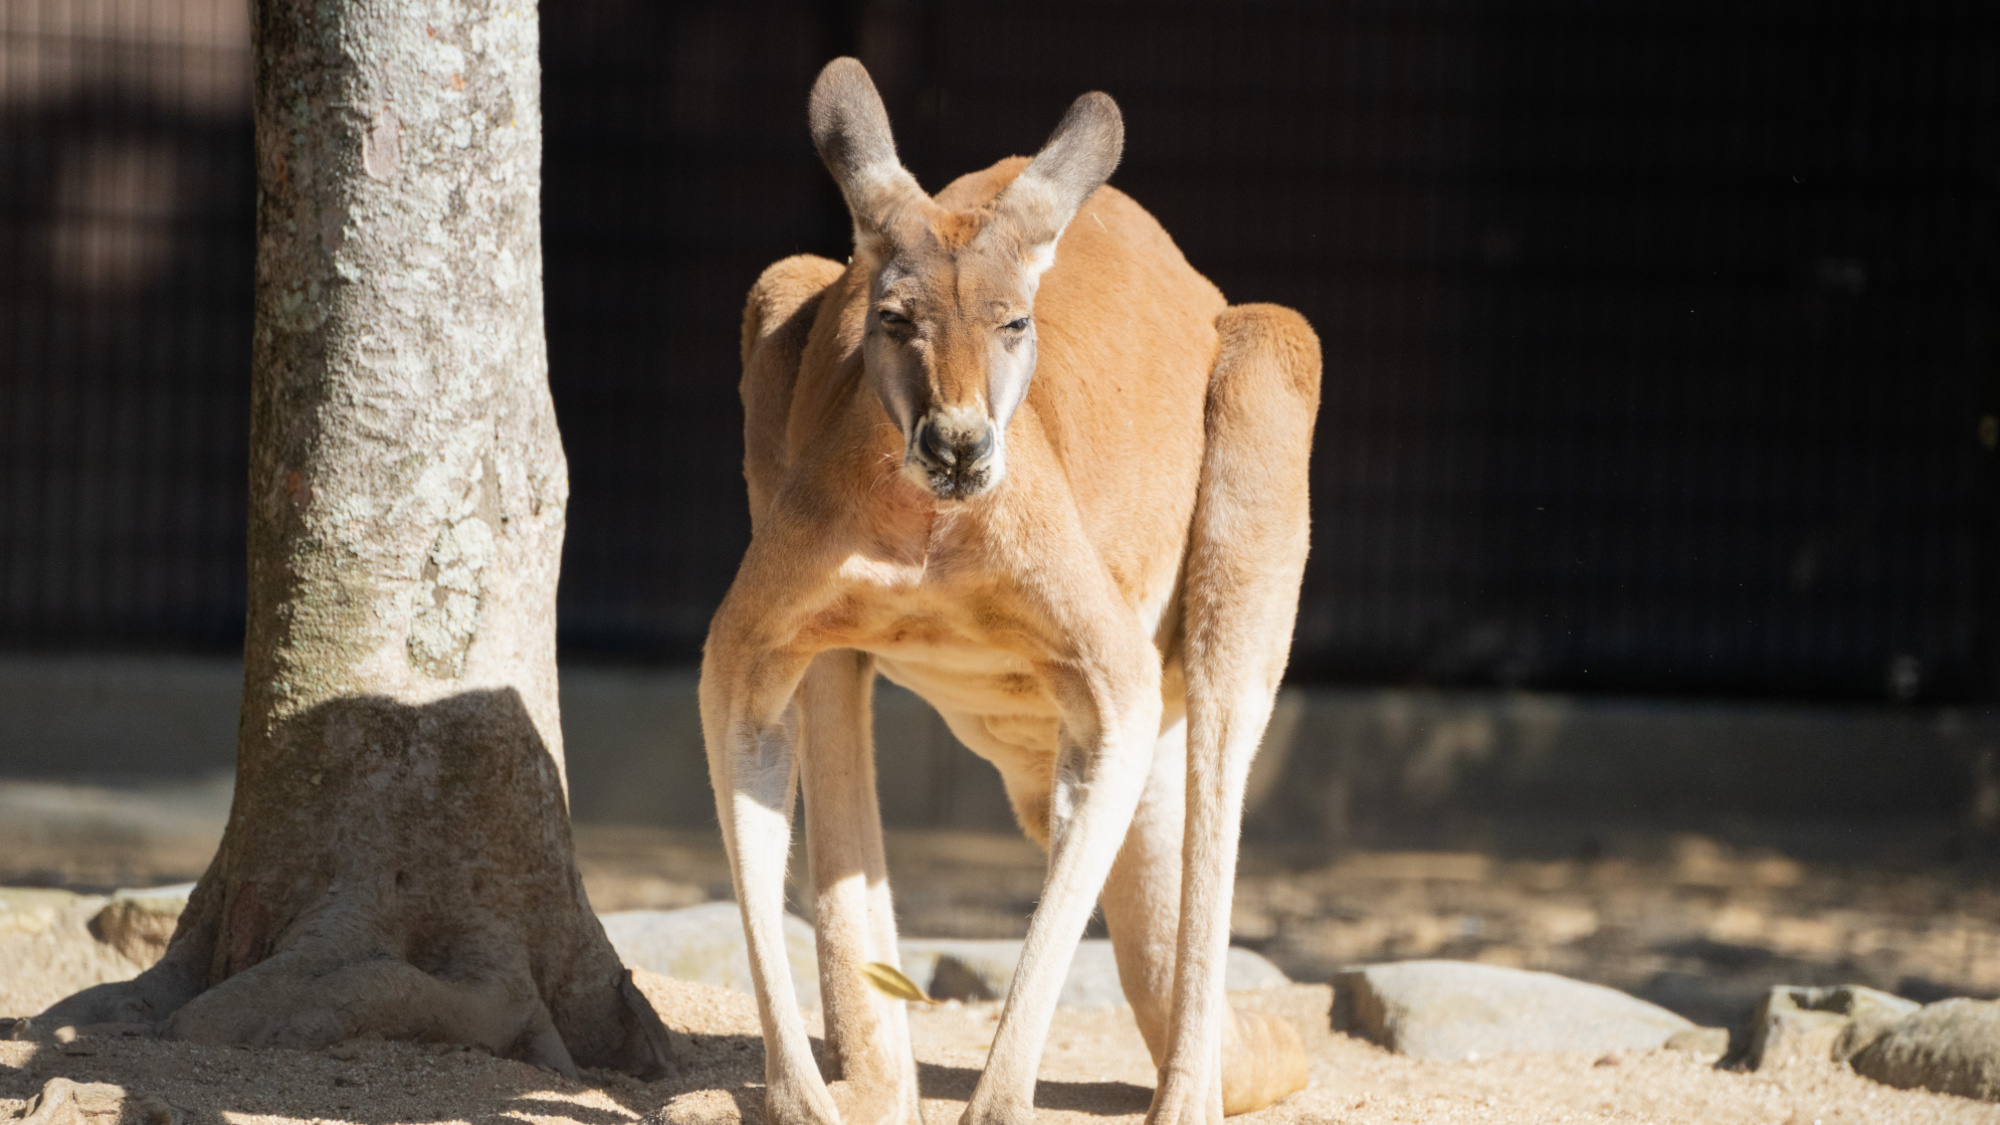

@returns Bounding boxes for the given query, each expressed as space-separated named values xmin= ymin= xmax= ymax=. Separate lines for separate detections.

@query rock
xmin=14 ymin=1078 xmax=130 ymax=1125
xmin=1851 ymin=998 xmax=2000 ymax=1101
xmin=895 ymin=940 xmax=1010 ymax=1003
xmin=127 ymin=1094 xmax=183 ymax=1125
xmin=899 ymin=938 xmax=1290 ymax=1008
xmin=1332 ymin=960 xmax=1693 ymax=1061
xmin=1222 ymin=946 xmax=1294 ymax=991
xmin=602 ymin=905 xmax=1291 ymax=1012
xmin=0 ymin=888 xmax=149 ymax=1018
xmin=1061 ymin=947 xmax=1129 ymax=1008
xmin=1 ymin=882 xmax=200 ymax=1016
xmin=89 ymin=885 xmax=194 ymax=965
xmin=16 ymin=1077 xmax=85 ymax=1125
xmin=1834 ymin=987 xmax=1927 ymax=1060
xmin=1750 ymin=1006 xmax=1847 ymax=1068
xmin=1746 ymin=985 xmax=1920 ymax=1069
xmin=1664 ymin=1026 xmax=1731 ymax=1059
xmin=599 ymin=903 xmax=822 ymax=1009
xmin=0 ymin=888 xmax=81 ymax=936
xmin=111 ymin=883 xmax=198 ymax=905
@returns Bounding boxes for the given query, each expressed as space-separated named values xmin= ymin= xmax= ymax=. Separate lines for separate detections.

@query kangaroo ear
xmin=809 ymin=58 xmax=926 ymax=251
xmin=994 ymin=92 xmax=1124 ymax=255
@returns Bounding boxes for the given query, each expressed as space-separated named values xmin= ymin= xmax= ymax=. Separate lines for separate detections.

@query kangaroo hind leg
xmin=1146 ymin=303 xmax=1320 ymax=1125
xmin=799 ymin=650 xmax=921 ymax=1125
xmin=1104 ymin=711 xmax=1309 ymax=1122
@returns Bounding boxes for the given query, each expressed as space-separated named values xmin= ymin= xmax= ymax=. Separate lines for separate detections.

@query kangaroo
xmin=700 ymin=57 xmax=1320 ymax=1125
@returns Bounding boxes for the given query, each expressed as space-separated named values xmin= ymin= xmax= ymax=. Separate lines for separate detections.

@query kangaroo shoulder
xmin=742 ymin=255 xmax=846 ymax=368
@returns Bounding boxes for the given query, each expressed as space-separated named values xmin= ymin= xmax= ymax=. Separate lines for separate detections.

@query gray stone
xmin=1332 ymin=960 xmax=1693 ymax=1061
xmin=0 ymin=888 xmax=173 ymax=1018
xmin=0 ymin=888 xmax=81 ymax=937
xmin=14 ymin=1077 xmax=133 ymax=1125
xmin=1834 ymin=988 xmax=1929 ymax=1061
xmin=600 ymin=906 xmax=1291 ymax=1012
xmin=1851 ymin=998 xmax=2000 ymax=1102
xmin=89 ymin=884 xmax=196 ymax=965
xmin=1663 ymin=1026 xmax=1731 ymax=1059
xmin=899 ymin=939 xmax=1290 ymax=1009
xmin=17 ymin=889 xmax=1289 ymax=1016
xmin=1219 ymin=946 xmax=1292 ymax=992
xmin=109 ymin=884 xmax=197 ymax=905
xmin=599 ymin=903 xmax=821 ymax=1009
xmin=1747 ymin=984 xmax=1920 ymax=1069
xmin=1751 ymin=1006 xmax=1848 ymax=1069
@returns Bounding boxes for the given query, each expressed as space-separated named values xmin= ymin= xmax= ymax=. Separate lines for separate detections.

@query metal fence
xmin=2 ymin=0 xmax=1995 ymax=702
xmin=0 ymin=0 xmax=253 ymax=650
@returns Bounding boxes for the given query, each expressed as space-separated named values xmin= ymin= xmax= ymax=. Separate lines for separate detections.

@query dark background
xmin=2 ymin=0 xmax=1995 ymax=704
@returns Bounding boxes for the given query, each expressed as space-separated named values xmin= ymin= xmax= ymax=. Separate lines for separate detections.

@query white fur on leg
xmin=964 ymin=694 xmax=1159 ymax=1125
xmin=801 ymin=651 xmax=922 ymax=1125
xmin=1149 ymin=686 xmax=1266 ymax=1125
xmin=718 ymin=706 xmax=842 ymax=1125
xmin=1102 ymin=714 xmax=1189 ymax=1065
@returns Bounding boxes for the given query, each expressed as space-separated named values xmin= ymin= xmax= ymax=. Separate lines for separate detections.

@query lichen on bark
xmin=29 ymin=0 xmax=672 ymax=1079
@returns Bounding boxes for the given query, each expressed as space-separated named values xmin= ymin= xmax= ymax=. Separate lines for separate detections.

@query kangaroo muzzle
xmin=909 ymin=412 xmax=1002 ymax=500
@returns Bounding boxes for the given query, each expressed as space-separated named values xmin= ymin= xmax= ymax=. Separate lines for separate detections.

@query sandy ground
xmin=570 ymin=824 xmax=2000 ymax=1031
xmin=9 ymin=776 xmax=1998 ymax=1030
xmin=8 ymin=784 xmax=2000 ymax=1122
xmin=4 ymin=974 xmax=1998 ymax=1125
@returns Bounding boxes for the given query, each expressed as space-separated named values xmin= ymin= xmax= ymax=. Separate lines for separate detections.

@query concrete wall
xmin=2 ymin=656 xmax=1994 ymax=847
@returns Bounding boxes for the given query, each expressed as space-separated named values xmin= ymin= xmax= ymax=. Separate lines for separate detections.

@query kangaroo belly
xmin=874 ymin=651 xmax=1062 ymax=767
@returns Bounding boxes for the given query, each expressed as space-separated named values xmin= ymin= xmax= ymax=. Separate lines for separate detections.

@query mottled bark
xmin=35 ymin=0 xmax=672 ymax=1078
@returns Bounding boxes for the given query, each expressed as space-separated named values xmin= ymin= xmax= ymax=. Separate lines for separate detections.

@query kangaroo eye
xmin=878 ymin=308 xmax=910 ymax=327
xmin=1002 ymin=317 xmax=1030 ymax=333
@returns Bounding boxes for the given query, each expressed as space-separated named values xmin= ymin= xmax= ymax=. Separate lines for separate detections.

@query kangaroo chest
xmin=803 ymin=550 xmax=1060 ymax=720
xmin=797 ymin=543 xmax=1178 ymax=764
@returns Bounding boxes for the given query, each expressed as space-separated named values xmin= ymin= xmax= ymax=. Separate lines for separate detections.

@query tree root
xmin=29 ymin=833 xmax=674 ymax=1080
xmin=167 ymin=949 xmax=584 ymax=1077
xmin=32 ymin=927 xmax=671 ymax=1080
xmin=30 ymin=964 xmax=202 ymax=1035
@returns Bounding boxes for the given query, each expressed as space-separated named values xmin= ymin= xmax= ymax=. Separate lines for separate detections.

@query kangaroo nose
xmin=919 ymin=418 xmax=993 ymax=468
xmin=909 ymin=413 xmax=1004 ymax=499
xmin=919 ymin=420 xmax=958 ymax=466
xmin=966 ymin=427 xmax=995 ymax=461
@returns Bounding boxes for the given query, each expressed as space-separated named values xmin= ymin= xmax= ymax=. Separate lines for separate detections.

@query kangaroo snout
xmin=910 ymin=412 xmax=1001 ymax=499
xmin=918 ymin=417 xmax=993 ymax=466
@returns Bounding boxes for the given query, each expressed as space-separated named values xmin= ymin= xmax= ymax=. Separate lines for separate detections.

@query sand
xmin=7 ymin=807 xmax=2000 ymax=1123
xmin=3 ymin=973 xmax=1996 ymax=1125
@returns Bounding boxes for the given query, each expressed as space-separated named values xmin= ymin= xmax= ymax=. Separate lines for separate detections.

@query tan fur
xmin=701 ymin=59 xmax=1320 ymax=1125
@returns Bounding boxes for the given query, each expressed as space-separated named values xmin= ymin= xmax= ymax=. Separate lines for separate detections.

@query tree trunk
xmin=36 ymin=0 xmax=673 ymax=1078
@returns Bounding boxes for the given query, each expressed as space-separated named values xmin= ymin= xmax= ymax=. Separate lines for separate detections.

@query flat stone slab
xmin=601 ymin=905 xmax=1290 ymax=1011
xmin=600 ymin=903 xmax=823 ymax=1009
xmin=1333 ymin=960 xmax=1695 ymax=1061
xmin=1747 ymin=984 xmax=1920 ymax=1069
xmin=1663 ymin=1026 xmax=1731 ymax=1059
xmin=900 ymin=938 xmax=1290 ymax=1009
xmin=1852 ymin=998 xmax=2000 ymax=1101
xmin=0 ymin=889 xmax=146 ymax=1018
xmin=15 ymin=889 xmax=1291 ymax=1016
